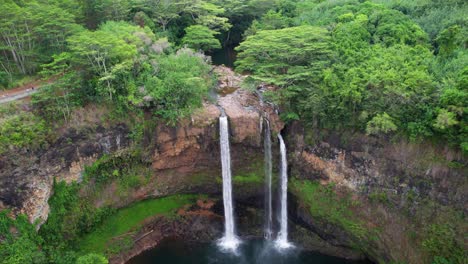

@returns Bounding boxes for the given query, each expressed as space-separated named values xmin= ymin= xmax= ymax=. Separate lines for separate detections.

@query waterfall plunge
xmin=218 ymin=115 xmax=241 ymax=251
xmin=264 ymin=119 xmax=273 ymax=240
xmin=275 ymin=134 xmax=293 ymax=249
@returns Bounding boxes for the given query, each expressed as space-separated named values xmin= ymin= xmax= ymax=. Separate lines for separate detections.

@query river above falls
xmin=127 ymin=238 xmax=370 ymax=264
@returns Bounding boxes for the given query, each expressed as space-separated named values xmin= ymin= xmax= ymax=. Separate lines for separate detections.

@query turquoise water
xmin=127 ymin=238 xmax=370 ymax=264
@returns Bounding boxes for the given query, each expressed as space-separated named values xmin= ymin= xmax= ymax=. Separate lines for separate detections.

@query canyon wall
xmin=287 ymin=123 xmax=467 ymax=263
xmin=0 ymin=67 xmax=465 ymax=263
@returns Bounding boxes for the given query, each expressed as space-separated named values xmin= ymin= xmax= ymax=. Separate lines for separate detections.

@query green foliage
xmin=39 ymin=20 xmax=212 ymax=125
xmin=236 ymin=25 xmax=332 ymax=121
xmin=78 ymin=195 xmax=198 ymax=255
xmin=236 ymin=25 xmax=332 ymax=85
xmin=373 ymin=0 xmax=468 ymax=42
xmin=134 ymin=49 xmax=213 ymax=124
xmin=232 ymin=157 xmax=265 ymax=185
xmin=244 ymin=10 xmax=292 ymax=36
xmin=76 ymin=253 xmax=108 ymax=264
xmin=39 ymin=181 xmax=114 ymax=253
xmin=366 ymin=113 xmax=398 ymax=135
xmin=0 ymin=0 xmax=82 ymax=78
xmin=237 ymin=0 xmax=467 ymax=150
xmin=83 ymin=150 xmax=147 ymax=185
xmin=182 ymin=25 xmax=221 ymax=51
xmin=81 ymin=0 xmax=131 ymax=29
xmin=0 ymin=111 xmax=50 ymax=154
xmin=368 ymin=191 xmax=390 ymax=204
xmin=422 ymin=224 xmax=465 ymax=264
xmin=291 ymin=179 xmax=368 ymax=239
xmin=0 ymin=211 xmax=45 ymax=264
xmin=32 ymin=74 xmax=83 ymax=123
xmin=66 ymin=21 xmax=140 ymax=102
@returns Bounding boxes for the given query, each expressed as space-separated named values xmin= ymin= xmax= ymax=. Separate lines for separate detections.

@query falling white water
xmin=218 ymin=115 xmax=241 ymax=251
xmin=275 ymin=134 xmax=293 ymax=249
xmin=264 ymin=119 xmax=273 ymax=240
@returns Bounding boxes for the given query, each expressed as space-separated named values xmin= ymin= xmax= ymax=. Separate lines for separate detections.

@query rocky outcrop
xmin=111 ymin=198 xmax=223 ymax=264
xmin=290 ymin=128 xmax=466 ymax=209
xmin=0 ymin=66 xmax=284 ymax=225
xmin=286 ymin=123 xmax=467 ymax=263
xmin=0 ymin=124 xmax=130 ymax=223
xmin=3 ymin=66 xmax=463 ymax=263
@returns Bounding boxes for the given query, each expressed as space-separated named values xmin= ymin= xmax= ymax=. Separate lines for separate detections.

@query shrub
xmin=0 ymin=112 xmax=49 ymax=153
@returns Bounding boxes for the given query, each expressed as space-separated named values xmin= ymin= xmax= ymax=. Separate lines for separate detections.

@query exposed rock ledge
xmin=110 ymin=199 xmax=223 ymax=264
xmin=0 ymin=66 xmax=284 ymax=225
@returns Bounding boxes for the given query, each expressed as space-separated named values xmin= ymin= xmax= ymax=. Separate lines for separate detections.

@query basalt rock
xmin=286 ymin=122 xmax=467 ymax=263
xmin=0 ymin=124 xmax=130 ymax=224
xmin=0 ymin=67 xmax=284 ymax=226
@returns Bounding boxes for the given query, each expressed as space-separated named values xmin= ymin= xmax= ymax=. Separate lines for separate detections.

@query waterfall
xmin=275 ymin=134 xmax=293 ymax=249
xmin=218 ymin=115 xmax=241 ymax=251
xmin=264 ymin=119 xmax=273 ymax=240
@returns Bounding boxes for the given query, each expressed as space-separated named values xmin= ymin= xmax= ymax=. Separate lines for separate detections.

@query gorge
xmin=0 ymin=67 xmax=465 ymax=264
xmin=0 ymin=1 xmax=466 ymax=263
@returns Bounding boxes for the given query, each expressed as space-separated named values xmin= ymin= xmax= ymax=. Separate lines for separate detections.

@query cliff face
xmin=1 ymin=67 xmax=465 ymax=263
xmin=0 ymin=66 xmax=284 ymax=225
xmin=287 ymin=123 xmax=467 ymax=263
xmin=0 ymin=124 xmax=130 ymax=223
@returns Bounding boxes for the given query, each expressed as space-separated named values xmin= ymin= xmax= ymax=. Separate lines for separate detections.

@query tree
xmin=236 ymin=25 xmax=332 ymax=86
xmin=182 ymin=25 xmax=221 ymax=51
xmin=192 ymin=1 xmax=231 ymax=32
xmin=65 ymin=22 xmax=140 ymax=101
xmin=135 ymin=48 xmax=213 ymax=124
xmin=0 ymin=1 xmax=81 ymax=78
xmin=366 ymin=113 xmax=398 ymax=135
xmin=236 ymin=25 xmax=333 ymax=126
xmin=142 ymin=0 xmax=195 ymax=31
xmin=0 ymin=2 xmax=36 ymax=75
xmin=244 ymin=10 xmax=291 ymax=37
xmin=81 ymin=0 xmax=130 ymax=29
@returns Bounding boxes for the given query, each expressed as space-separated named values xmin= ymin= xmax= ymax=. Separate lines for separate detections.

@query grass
xmin=78 ymin=194 xmax=199 ymax=254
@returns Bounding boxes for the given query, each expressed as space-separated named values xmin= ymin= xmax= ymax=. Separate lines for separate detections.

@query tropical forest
xmin=0 ymin=0 xmax=466 ymax=264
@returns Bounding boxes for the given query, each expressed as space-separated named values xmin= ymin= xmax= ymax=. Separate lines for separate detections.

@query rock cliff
xmin=0 ymin=66 xmax=465 ymax=264
xmin=287 ymin=124 xmax=467 ymax=263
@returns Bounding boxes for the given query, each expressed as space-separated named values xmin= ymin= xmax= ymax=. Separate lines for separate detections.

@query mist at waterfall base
xmin=128 ymin=238 xmax=368 ymax=264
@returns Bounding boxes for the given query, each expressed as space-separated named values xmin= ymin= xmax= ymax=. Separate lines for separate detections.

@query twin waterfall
xmin=218 ymin=114 xmax=292 ymax=252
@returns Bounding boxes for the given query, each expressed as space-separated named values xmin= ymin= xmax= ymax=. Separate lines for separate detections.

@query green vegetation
xmin=0 ymin=1 xmax=466 ymax=263
xmin=78 ymin=195 xmax=198 ymax=255
xmin=236 ymin=0 xmax=467 ymax=152
xmin=0 ymin=211 xmax=45 ymax=263
xmin=233 ymin=173 xmax=263 ymax=184
xmin=232 ymin=157 xmax=265 ymax=185
xmin=2 ymin=0 xmax=462 ymax=151
xmin=182 ymin=25 xmax=222 ymax=51
xmin=76 ymin=253 xmax=108 ymax=264
xmin=422 ymin=223 xmax=465 ymax=264
xmin=0 ymin=111 xmax=49 ymax=154
xmin=0 ymin=180 xmax=199 ymax=263
xmin=291 ymin=179 xmax=368 ymax=240
xmin=83 ymin=150 xmax=148 ymax=185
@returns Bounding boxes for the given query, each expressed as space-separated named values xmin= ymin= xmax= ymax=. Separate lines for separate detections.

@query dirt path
xmin=0 ymin=89 xmax=39 ymax=104
xmin=0 ymin=77 xmax=55 ymax=105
